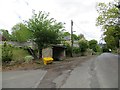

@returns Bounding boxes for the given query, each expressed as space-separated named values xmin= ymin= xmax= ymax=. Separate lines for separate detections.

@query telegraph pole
xmin=71 ymin=20 xmax=73 ymax=57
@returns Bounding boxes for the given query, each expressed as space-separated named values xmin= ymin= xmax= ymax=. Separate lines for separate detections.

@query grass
xmin=12 ymin=47 xmax=30 ymax=62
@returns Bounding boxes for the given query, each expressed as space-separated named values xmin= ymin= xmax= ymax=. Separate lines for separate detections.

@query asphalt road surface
xmin=39 ymin=53 xmax=118 ymax=88
xmin=61 ymin=53 xmax=118 ymax=88
xmin=2 ymin=69 xmax=47 ymax=88
xmin=2 ymin=53 xmax=118 ymax=88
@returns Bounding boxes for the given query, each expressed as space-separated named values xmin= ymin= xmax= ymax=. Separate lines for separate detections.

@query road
xmin=2 ymin=53 xmax=118 ymax=88
xmin=2 ymin=70 xmax=47 ymax=88
xmin=61 ymin=53 xmax=118 ymax=88
xmin=39 ymin=53 xmax=118 ymax=88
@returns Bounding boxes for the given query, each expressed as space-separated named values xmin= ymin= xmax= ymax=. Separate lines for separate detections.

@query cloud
xmin=0 ymin=0 xmax=114 ymax=42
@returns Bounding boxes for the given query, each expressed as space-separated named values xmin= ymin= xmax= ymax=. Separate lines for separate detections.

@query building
xmin=42 ymin=45 xmax=66 ymax=60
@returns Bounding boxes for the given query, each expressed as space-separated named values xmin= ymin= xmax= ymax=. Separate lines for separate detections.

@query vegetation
xmin=11 ymin=23 xmax=33 ymax=42
xmin=0 ymin=29 xmax=11 ymax=41
xmin=27 ymin=11 xmax=64 ymax=58
xmin=61 ymin=32 xmax=85 ymax=41
xmin=63 ymin=42 xmax=72 ymax=56
xmin=2 ymin=42 xmax=13 ymax=63
xmin=96 ymin=0 xmax=120 ymax=51
xmin=73 ymin=47 xmax=80 ymax=54
xmin=78 ymin=39 xmax=88 ymax=56
xmin=12 ymin=47 xmax=30 ymax=63
xmin=1 ymin=42 xmax=31 ymax=64
xmin=0 ymin=7 xmax=105 ymax=66
xmin=24 ymin=55 xmax=34 ymax=63
xmin=78 ymin=34 xmax=85 ymax=40
xmin=89 ymin=39 xmax=98 ymax=52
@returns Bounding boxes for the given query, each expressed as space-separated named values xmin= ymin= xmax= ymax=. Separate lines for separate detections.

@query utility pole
xmin=71 ymin=20 xmax=73 ymax=57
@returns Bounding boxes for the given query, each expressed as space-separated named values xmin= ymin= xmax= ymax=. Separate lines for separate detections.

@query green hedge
xmin=2 ymin=42 xmax=13 ymax=63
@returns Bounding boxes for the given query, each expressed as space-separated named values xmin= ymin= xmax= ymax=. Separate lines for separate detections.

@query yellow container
xmin=43 ymin=57 xmax=53 ymax=65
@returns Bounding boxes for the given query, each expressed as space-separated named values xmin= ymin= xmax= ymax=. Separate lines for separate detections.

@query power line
xmin=73 ymin=21 xmax=93 ymax=38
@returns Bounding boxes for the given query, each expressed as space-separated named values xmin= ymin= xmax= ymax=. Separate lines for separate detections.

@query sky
xmin=0 ymin=0 xmax=114 ymax=43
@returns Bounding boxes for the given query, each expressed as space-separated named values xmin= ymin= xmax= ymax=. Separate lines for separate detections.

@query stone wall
xmin=0 ymin=41 xmax=35 ymax=49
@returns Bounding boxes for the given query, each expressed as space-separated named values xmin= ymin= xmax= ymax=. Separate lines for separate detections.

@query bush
xmin=12 ymin=47 xmax=30 ymax=62
xmin=63 ymin=42 xmax=72 ymax=56
xmin=24 ymin=55 xmax=34 ymax=63
xmin=2 ymin=42 xmax=13 ymax=63
xmin=102 ymin=46 xmax=109 ymax=52
xmin=73 ymin=47 xmax=80 ymax=54
xmin=89 ymin=40 xmax=98 ymax=52
xmin=85 ymin=48 xmax=94 ymax=55
xmin=78 ymin=40 xmax=88 ymax=56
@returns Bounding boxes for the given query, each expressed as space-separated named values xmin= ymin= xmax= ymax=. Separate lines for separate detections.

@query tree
xmin=0 ymin=29 xmax=11 ymax=41
xmin=63 ymin=32 xmax=70 ymax=36
xmin=27 ymin=11 xmax=64 ymax=58
xmin=104 ymin=25 xmax=120 ymax=49
xmin=78 ymin=34 xmax=85 ymax=40
xmin=96 ymin=0 xmax=120 ymax=50
xmin=11 ymin=23 xmax=33 ymax=42
xmin=89 ymin=39 xmax=98 ymax=52
xmin=72 ymin=34 xmax=79 ymax=40
xmin=61 ymin=32 xmax=70 ymax=41
xmin=78 ymin=39 xmax=88 ymax=55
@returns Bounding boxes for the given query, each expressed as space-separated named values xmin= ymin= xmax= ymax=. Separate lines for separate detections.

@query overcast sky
xmin=0 ymin=0 xmax=114 ymax=42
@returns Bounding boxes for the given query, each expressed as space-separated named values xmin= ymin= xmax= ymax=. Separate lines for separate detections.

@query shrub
xmin=89 ymin=40 xmax=98 ymax=52
xmin=63 ymin=42 xmax=72 ymax=56
xmin=2 ymin=42 xmax=13 ymax=63
xmin=24 ymin=55 xmax=34 ymax=63
xmin=96 ymin=45 xmax=102 ymax=53
xmin=102 ymin=46 xmax=109 ymax=52
xmin=73 ymin=47 xmax=80 ymax=54
xmin=85 ymin=48 xmax=94 ymax=55
xmin=78 ymin=40 xmax=88 ymax=56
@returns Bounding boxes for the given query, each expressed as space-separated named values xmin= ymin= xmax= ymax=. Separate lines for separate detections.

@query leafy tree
xmin=73 ymin=47 xmax=80 ymax=54
xmin=72 ymin=34 xmax=79 ymax=40
xmin=96 ymin=0 xmax=120 ymax=50
xmin=96 ymin=45 xmax=102 ymax=53
xmin=102 ymin=44 xmax=110 ymax=52
xmin=89 ymin=39 xmax=98 ymax=52
xmin=0 ymin=29 xmax=11 ymax=41
xmin=104 ymin=25 xmax=120 ymax=49
xmin=63 ymin=32 xmax=70 ymax=36
xmin=27 ymin=11 xmax=64 ymax=58
xmin=61 ymin=32 xmax=70 ymax=41
xmin=77 ymin=34 xmax=85 ymax=40
xmin=61 ymin=32 xmax=81 ymax=41
xmin=78 ymin=39 xmax=88 ymax=55
xmin=11 ymin=23 xmax=33 ymax=42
